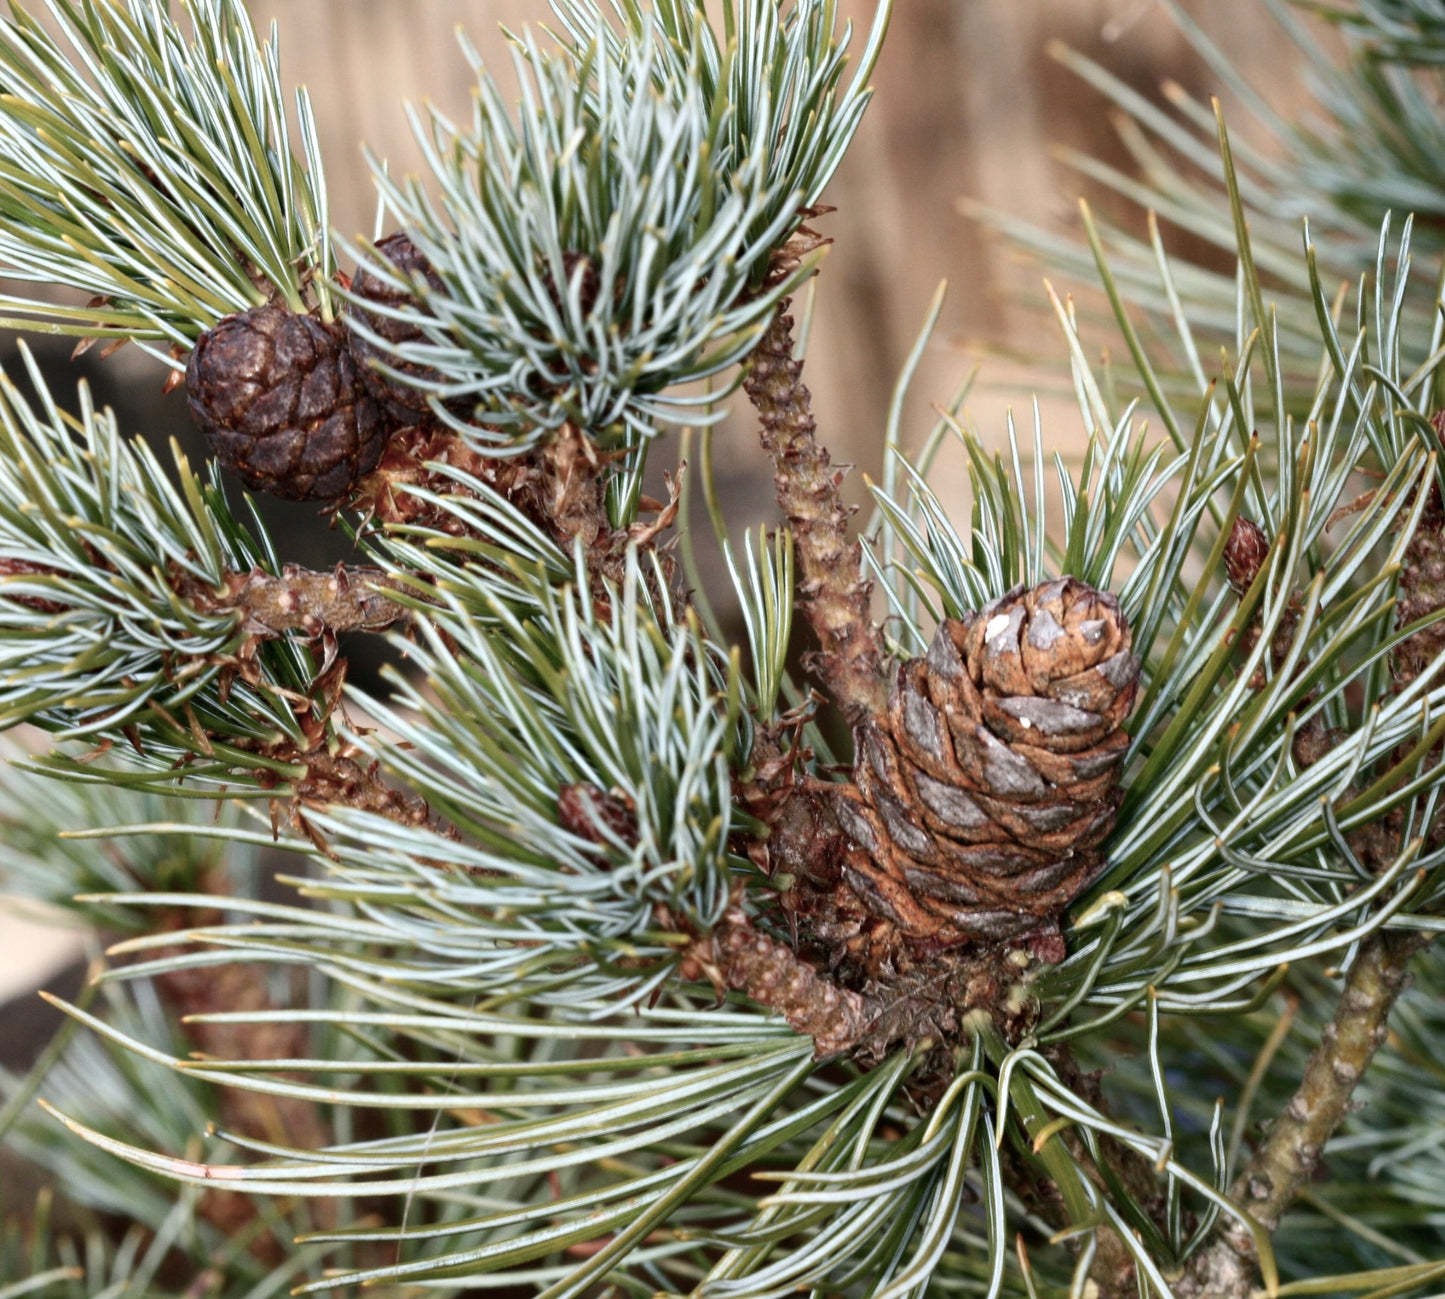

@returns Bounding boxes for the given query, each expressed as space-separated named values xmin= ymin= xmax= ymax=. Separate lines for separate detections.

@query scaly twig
xmin=684 ymin=906 xmax=872 ymax=1058
xmin=181 ymin=563 xmax=410 ymax=636
xmin=744 ymin=305 xmax=888 ymax=720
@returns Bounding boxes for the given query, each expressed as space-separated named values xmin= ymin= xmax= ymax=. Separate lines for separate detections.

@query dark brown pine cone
xmin=186 ymin=303 xmax=388 ymax=502
xmin=347 ymin=232 xmax=450 ymax=422
xmin=834 ymin=577 xmax=1139 ymax=953
xmin=1394 ymin=478 xmax=1445 ymax=692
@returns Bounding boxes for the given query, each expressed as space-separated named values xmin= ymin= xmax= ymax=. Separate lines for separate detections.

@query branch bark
xmin=1180 ymin=929 xmax=1431 ymax=1298
xmin=683 ymin=901 xmax=1049 ymax=1076
xmin=744 ymin=305 xmax=888 ymax=720
xmin=685 ymin=907 xmax=873 ymax=1057
xmin=174 ymin=565 xmax=434 ymax=838
xmin=182 ymin=563 xmax=410 ymax=636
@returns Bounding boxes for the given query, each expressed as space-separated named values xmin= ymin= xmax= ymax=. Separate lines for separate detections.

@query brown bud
xmin=557 ymin=782 xmax=638 ymax=851
xmin=1224 ymin=517 xmax=1270 ymax=595
xmin=552 ymin=251 xmax=604 ymax=320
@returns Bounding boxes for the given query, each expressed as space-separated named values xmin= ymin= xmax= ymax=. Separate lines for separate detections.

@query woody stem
xmin=692 ymin=908 xmax=874 ymax=1058
xmin=180 ymin=564 xmax=411 ymax=636
xmin=744 ymin=304 xmax=888 ymax=720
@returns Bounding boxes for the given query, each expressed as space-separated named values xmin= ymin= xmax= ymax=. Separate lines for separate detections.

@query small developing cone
xmin=186 ymin=303 xmax=387 ymax=503
xmin=347 ymin=232 xmax=451 ymax=422
xmin=1394 ymin=420 xmax=1445 ymax=691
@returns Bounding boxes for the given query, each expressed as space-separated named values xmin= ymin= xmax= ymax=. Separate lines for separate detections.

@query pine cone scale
xmin=1051 ymin=653 xmax=1138 ymax=713
xmin=862 ymin=785 xmax=936 ymax=861
xmin=952 ymin=724 xmax=1050 ymax=801
xmin=893 ymin=667 xmax=955 ymax=775
xmin=1014 ymin=733 xmax=1128 ymax=790
xmin=973 ymin=608 xmax=1032 ymax=695
xmin=925 ymin=620 xmax=967 ymax=680
xmin=910 ymin=771 xmax=997 ymax=837
xmin=843 ymin=854 xmax=944 ymax=934
xmin=902 ymin=854 xmax=1078 ymax=908
xmin=899 ymin=860 xmax=991 ymax=906
xmin=242 ymin=429 xmax=305 ymax=475
xmin=297 ymin=358 xmax=341 ymax=421
xmin=833 ymin=794 xmax=885 ymax=859
xmin=985 ymin=694 xmax=1111 ymax=750
xmin=967 ymin=789 xmax=1101 ymax=841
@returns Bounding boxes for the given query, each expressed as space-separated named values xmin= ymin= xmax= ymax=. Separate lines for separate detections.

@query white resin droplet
xmin=985 ymin=613 xmax=1011 ymax=641
xmin=1020 ymin=716 xmax=1032 ymax=729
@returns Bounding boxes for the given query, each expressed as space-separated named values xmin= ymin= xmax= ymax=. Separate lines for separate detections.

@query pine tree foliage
xmin=0 ymin=0 xmax=333 ymax=348
xmin=0 ymin=2 xmax=1443 ymax=1297
xmin=969 ymin=0 xmax=1445 ymax=395
xmin=0 ymin=348 xmax=323 ymax=771
xmin=961 ymin=1 xmax=1445 ymax=1292
xmin=360 ymin=0 xmax=882 ymax=444
xmin=322 ymin=553 xmax=744 ymax=999
xmin=0 ymin=764 xmax=312 ymax=1296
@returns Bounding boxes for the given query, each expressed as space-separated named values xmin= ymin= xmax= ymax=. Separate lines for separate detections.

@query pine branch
xmin=0 ymin=353 xmax=334 ymax=768
xmin=19 ymin=3 xmax=1445 ymax=1294
xmin=1181 ymin=930 xmax=1434 ymax=1298
xmin=332 ymin=547 xmax=740 ymax=998
xmin=1237 ymin=934 xmax=1427 ymax=1229
xmin=686 ymin=888 xmax=1063 ymax=1079
xmin=355 ymin=0 xmax=892 ymax=446
xmin=179 ymin=564 xmax=410 ymax=637
xmin=687 ymin=906 xmax=872 ymax=1058
xmin=745 ymin=305 xmax=888 ymax=719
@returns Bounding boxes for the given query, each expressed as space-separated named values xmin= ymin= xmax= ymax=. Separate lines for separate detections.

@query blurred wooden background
xmin=2 ymin=0 xmax=1301 ymax=1002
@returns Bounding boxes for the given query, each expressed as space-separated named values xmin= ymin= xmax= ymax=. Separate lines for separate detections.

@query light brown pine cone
xmin=834 ymin=577 xmax=1139 ymax=952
